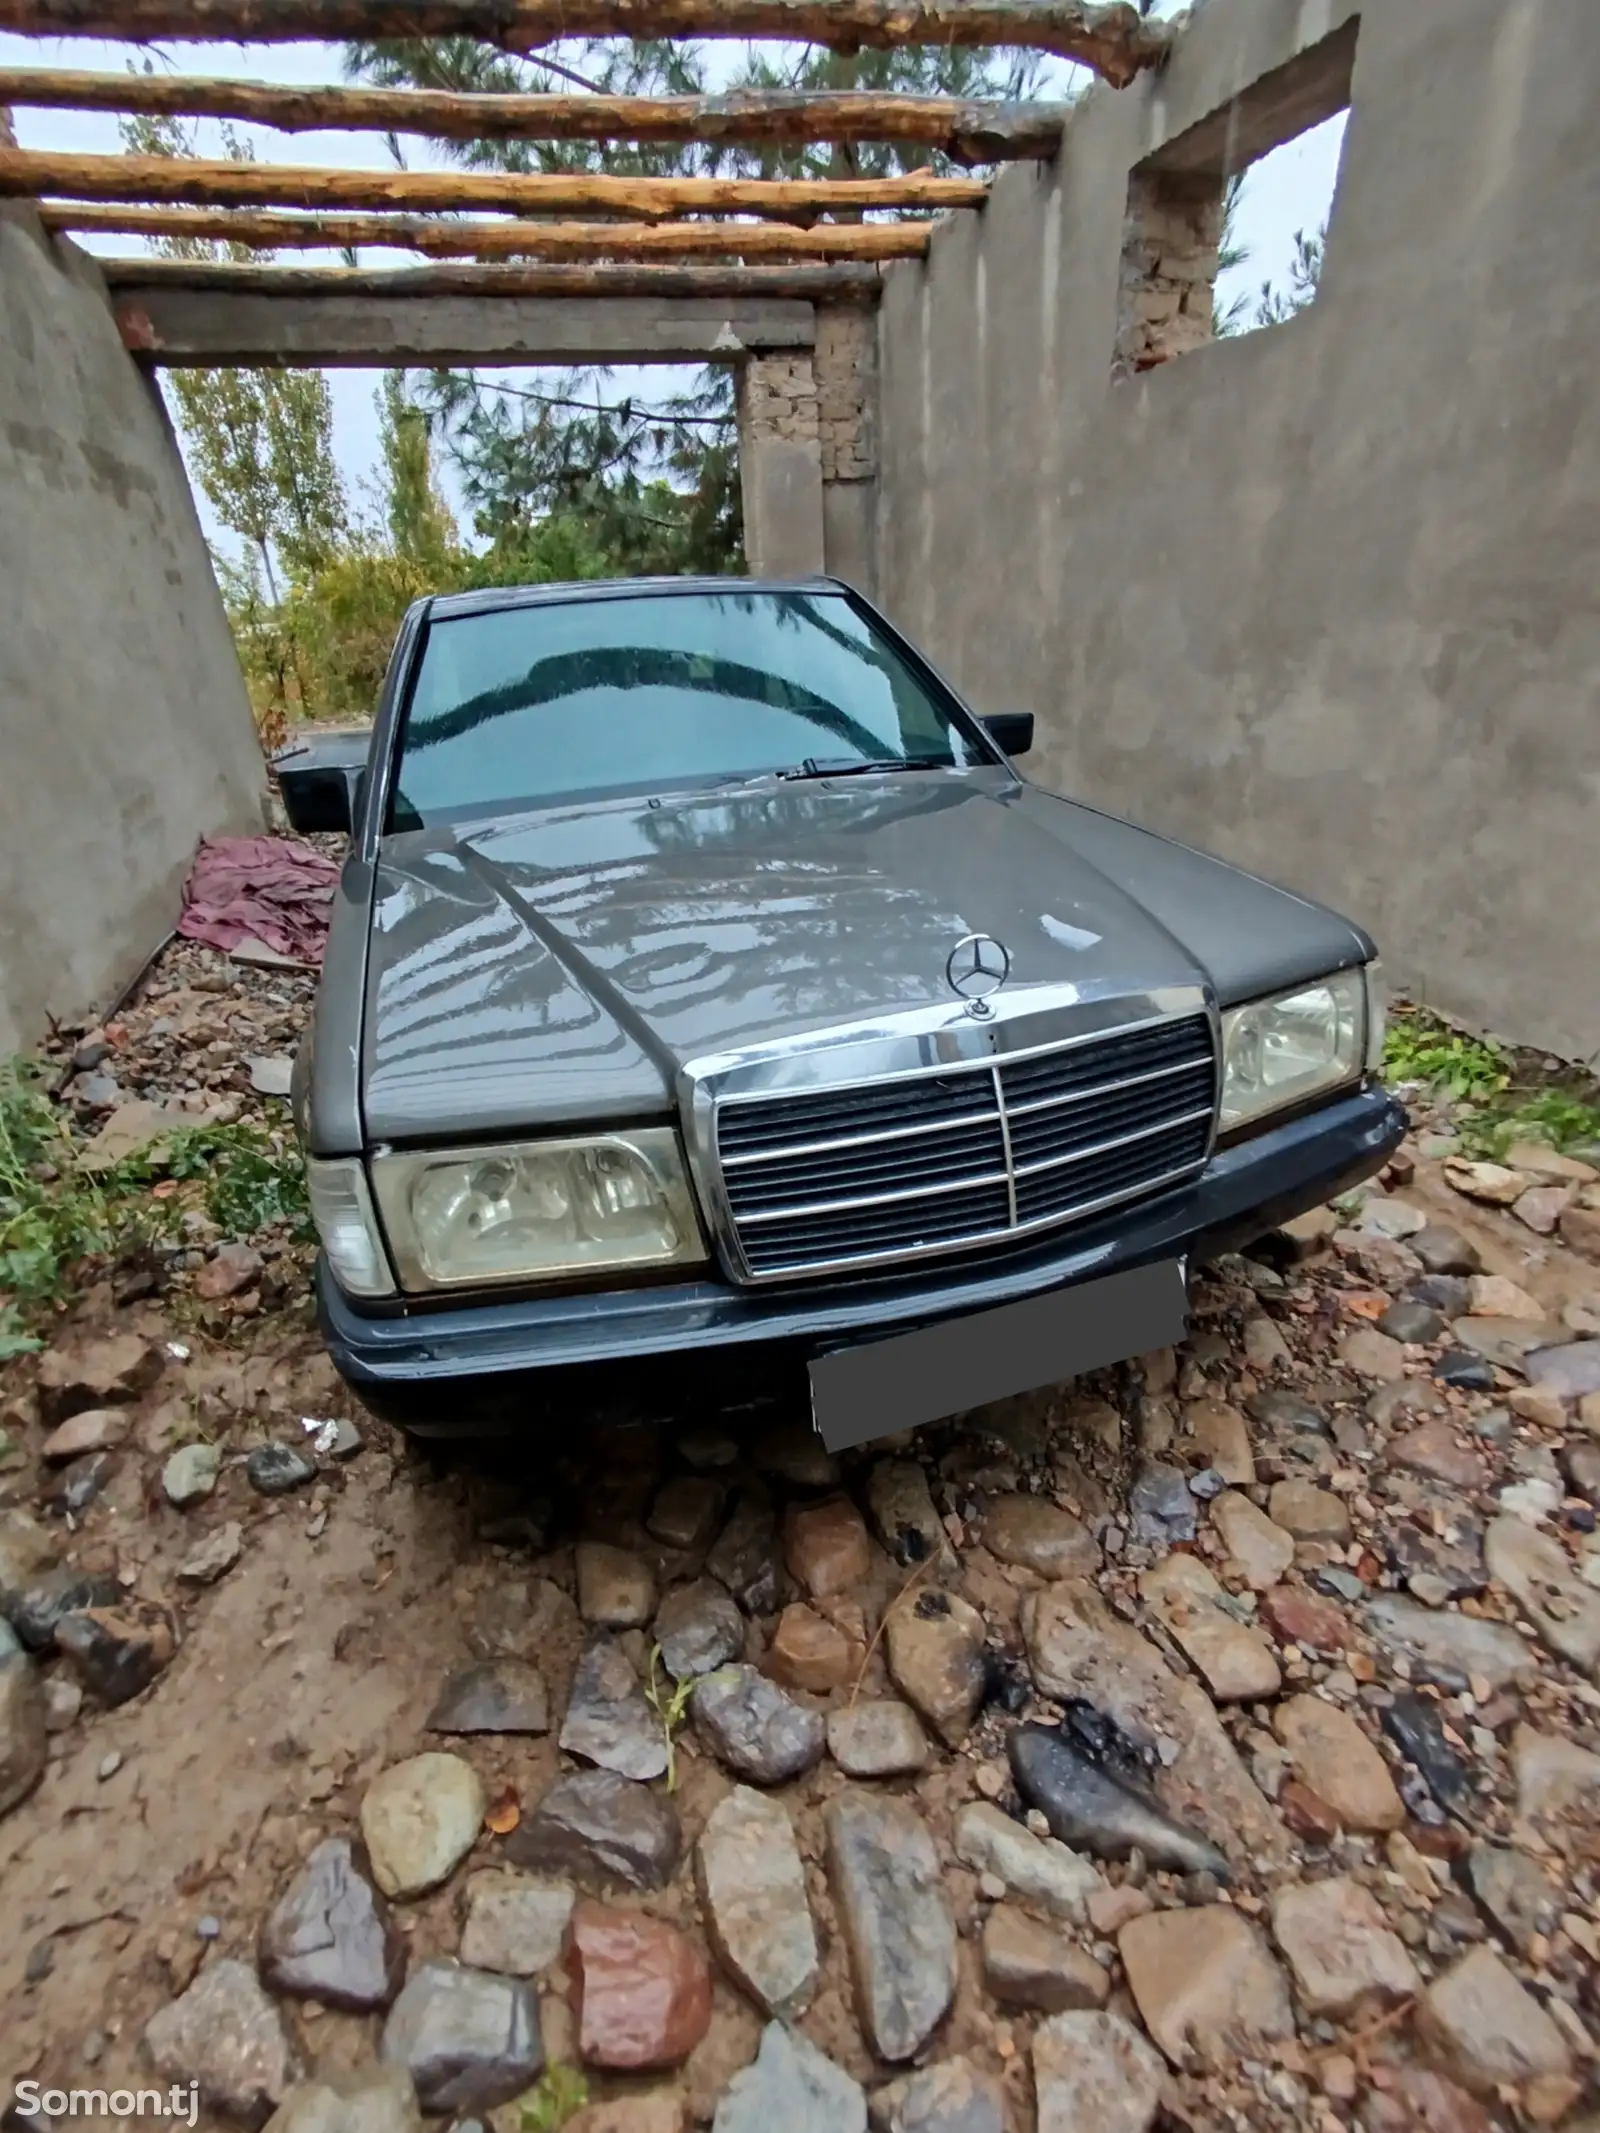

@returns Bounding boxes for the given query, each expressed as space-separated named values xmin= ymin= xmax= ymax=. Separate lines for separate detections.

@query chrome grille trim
xmin=687 ymin=994 xmax=1219 ymax=1282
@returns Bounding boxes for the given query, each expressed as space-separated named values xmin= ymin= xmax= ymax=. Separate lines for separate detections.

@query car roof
xmin=425 ymin=574 xmax=845 ymax=622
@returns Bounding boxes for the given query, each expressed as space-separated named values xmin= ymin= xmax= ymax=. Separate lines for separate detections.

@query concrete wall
xmin=0 ymin=212 xmax=266 ymax=1052
xmin=872 ymin=0 xmax=1600 ymax=1062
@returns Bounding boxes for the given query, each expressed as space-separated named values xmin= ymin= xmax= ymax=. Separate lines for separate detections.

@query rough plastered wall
xmin=873 ymin=0 xmax=1600 ymax=1062
xmin=0 ymin=211 xmax=265 ymax=1052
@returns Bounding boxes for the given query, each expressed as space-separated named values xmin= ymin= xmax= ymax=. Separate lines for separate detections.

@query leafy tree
xmin=119 ymin=108 xmax=348 ymax=603
xmin=340 ymin=32 xmax=1050 ymax=567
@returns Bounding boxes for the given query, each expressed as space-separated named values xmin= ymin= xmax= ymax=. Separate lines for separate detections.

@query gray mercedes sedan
xmin=282 ymin=577 xmax=1404 ymax=1446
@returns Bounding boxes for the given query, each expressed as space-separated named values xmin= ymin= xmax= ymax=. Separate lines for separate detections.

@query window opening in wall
xmin=1214 ymin=112 xmax=1347 ymax=339
xmin=1113 ymin=17 xmax=1357 ymax=378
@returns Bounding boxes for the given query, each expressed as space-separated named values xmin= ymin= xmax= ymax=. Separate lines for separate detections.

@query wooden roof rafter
xmin=106 ymin=257 xmax=885 ymax=299
xmin=0 ymin=146 xmax=987 ymax=221
xmin=0 ymin=0 xmax=1171 ymax=84
xmin=0 ymin=68 xmax=1071 ymax=164
xmin=41 ymin=202 xmax=933 ymax=260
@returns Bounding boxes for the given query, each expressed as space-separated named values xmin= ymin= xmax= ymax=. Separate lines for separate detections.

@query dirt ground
xmin=4 ymin=933 xmax=1600 ymax=2132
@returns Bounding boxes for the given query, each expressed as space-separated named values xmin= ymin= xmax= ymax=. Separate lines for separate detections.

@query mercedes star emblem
xmin=945 ymin=932 xmax=1011 ymax=1017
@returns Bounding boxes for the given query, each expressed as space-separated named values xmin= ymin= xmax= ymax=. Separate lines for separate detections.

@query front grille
xmin=716 ymin=1012 xmax=1217 ymax=1278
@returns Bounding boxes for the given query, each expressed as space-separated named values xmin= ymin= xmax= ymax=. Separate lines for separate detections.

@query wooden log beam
xmin=43 ymin=201 xmax=932 ymax=259
xmin=0 ymin=147 xmax=985 ymax=221
xmin=107 ymin=283 xmax=853 ymax=367
xmin=0 ymin=2 xmax=1168 ymax=82
xmin=0 ymin=69 xmax=1070 ymax=163
xmin=105 ymin=258 xmax=882 ymax=298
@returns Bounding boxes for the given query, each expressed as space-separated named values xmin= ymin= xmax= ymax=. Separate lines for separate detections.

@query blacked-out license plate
xmin=808 ymin=1258 xmax=1188 ymax=1454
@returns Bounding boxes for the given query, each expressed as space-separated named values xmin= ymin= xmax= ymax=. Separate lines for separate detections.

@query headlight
xmin=308 ymin=1157 xmax=396 ymax=1298
xmin=1220 ymin=968 xmax=1370 ymax=1134
xmin=369 ymin=1128 xmax=708 ymax=1291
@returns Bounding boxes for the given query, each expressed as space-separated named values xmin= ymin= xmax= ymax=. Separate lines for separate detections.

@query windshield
xmin=389 ymin=587 xmax=989 ymax=827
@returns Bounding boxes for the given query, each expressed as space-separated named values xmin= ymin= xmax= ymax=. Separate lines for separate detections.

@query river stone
xmin=696 ymin=1786 xmax=817 ymax=2018
xmin=706 ymin=1492 xmax=781 ymax=1614
xmin=1267 ymin=1479 xmax=1352 ymax=1543
xmin=1211 ymin=1492 xmax=1294 ymax=1590
xmin=783 ymin=1495 xmax=873 ymax=1598
xmin=571 ymin=1901 xmax=713 ymax=2070
xmin=1483 ymin=1515 xmax=1600 ymax=1670
xmin=1364 ymin=1593 xmax=1533 ymax=1691
xmin=1380 ymin=1300 xmax=1447 ymax=1345
xmin=1020 ymin=1579 xmax=1288 ymax=1872
xmin=561 ymin=1635 xmax=668 ymax=1780
xmin=654 ymin=1578 xmax=745 ymax=1680
xmin=767 ymin=1602 xmax=859 ymax=1694
xmin=883 ymin=1588 xmax=987 ymax=1747
xmin=1465 ymin=1845 xmax=1561 ymax=1957
xmin=865 ymin=1459 xmax=954 ymax=1574
xmin=870 ymin=2056 xmax=1006 ymax=2133
xmin=36 ymin=1331 xmax=161 ymax=1421
xmin=979 ymin=1494 xmax=1099 ymax=1577
xmin=427 ymin=1660 xmax=550 ymax=1736
xmin=1032 ymin=2011 xmax=1165 ymax=2133
xmin=1418 ymin=1945 xmax=1572 ymax=2096
xmin=953 ymin=1801 xmax=1100 ymax=1920
xmin=5 ymin=1566 xmax=121 ymax=1651
xmin=380 ymin=1961 xmax=543 ymax=2113
xmin=826 ymin=1700 xmax=929 ymax=1777
xmin=1138 ymin=1553 xmax=1281 ymax=1702
xmin=981 ymin=1908 xmax=1109 ymax=2015
xmin=1513 ymin=1723 xmax=1600 ymax=1827
xmin=1411 ymin=1227 xmax=1481 ymax=1276
xmin=648 ymin=1475 xmax=724 ymax=1553
xmin=144 ymin=1958 xmax=302 ymax=2128
xmin=825 ymin=1791 xmax=956 ymax=2062
xmin=259 ymin=1835 xmax=406 ymax=2012
xmin=1128 ymin=1461 xmax=1196 ymax=1545
xmin=575 ymin=1542 xmax=658 ymax=1629
xmin=247 ymin=1442 xmax=317 ymax=1496
xmin=261 ymin=2066 xmax=422 ymax=2133
xmin=1119 ymin=1905 xmax=1294 ymax=2066
xmin=0 ymin=1508 xmax=59 ymax=1606
xmin=55 ymin=1600 xmax=175 ymax=1707
xmin=712 ymin=2021 xmax=865 ymax=2133
xmin=0 ymin=1650 xmax=47 ymax=1816
xmin=361 ymin=1753 xmax=486 ymax=1900
xmin=1269 ymin=1876 xmax=1420 ymax=2016
xmin=40 ymin=1406 xmax=129 ymax=1462
xmin=1526 ymin=1340 xmax=1600 ymax=1401
xmin=1273 ymin=1696 xmax=1404 ymax=1833
xmin=691 ymin=1664 xmax=824 ymax=1785
xmin=178 ymin=1521 xmax=244 ymax=1586
xmin=507 ymin=1770 xmax=681 ymax=1891
xmin=1182 ymin=1399 xmax=1254 ymax=1485
xmin=459 ymin=1871 xmax=575 ymax=1975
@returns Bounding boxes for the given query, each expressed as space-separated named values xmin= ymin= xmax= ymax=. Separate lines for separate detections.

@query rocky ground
xmin=3 ymin=940 xmax=1600 ymax=2133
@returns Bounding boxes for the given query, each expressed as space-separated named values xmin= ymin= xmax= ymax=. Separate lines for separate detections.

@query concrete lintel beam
xmin=112 ymin=288 xmax=820 ymax=366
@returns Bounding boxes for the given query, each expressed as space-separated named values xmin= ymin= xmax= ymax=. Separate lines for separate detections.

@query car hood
xmin=359 ymin=773 xmax=1367 ymax=1144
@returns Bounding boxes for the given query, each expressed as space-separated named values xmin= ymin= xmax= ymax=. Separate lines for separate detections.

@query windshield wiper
xmin=778 ymin=754 xmax=950 ymax=781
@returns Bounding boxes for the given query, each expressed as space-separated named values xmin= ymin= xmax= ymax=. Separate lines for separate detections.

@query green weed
xmin=1382 ymin=1014 xmax=1509 ymax=1101
xmin=0 ymin=1053 xmax=311 ymax=1337
xmin=515 ymin=2066 xmax=590 ymax=2131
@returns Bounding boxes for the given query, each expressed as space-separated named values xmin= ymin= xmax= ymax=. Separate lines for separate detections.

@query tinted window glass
xmin=391 ymin=589 xmax=985 ymax=827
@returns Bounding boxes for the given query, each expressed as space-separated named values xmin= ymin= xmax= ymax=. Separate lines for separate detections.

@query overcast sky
xmin=0 ymin=25 xmax=1346 ymax=551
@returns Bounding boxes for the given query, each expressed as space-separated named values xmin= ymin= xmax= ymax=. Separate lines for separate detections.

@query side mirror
xmin=273 ymin=730 xmax=370 ymax=836
xmin=981 ymin=712 xmax=1034 ymax=759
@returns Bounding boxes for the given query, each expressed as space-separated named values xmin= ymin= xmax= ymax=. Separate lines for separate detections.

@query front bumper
xmin=320 ymin=1083 xmax=1405 ymax=1422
